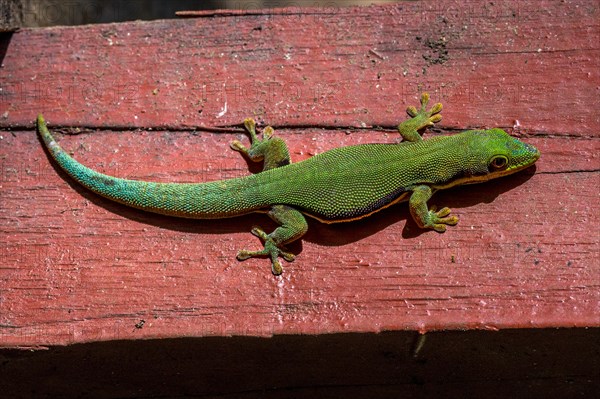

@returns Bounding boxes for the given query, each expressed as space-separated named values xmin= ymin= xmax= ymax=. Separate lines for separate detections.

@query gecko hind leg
xmin=397 ymin=92 xmax=443 ymax=142
xmin=231 ymin=119 xmax=302 ymax=274
xmin=236 ymin=205 xmax=308 ymax=275
xmin=230 ymin=118 xmax=291 ymax=171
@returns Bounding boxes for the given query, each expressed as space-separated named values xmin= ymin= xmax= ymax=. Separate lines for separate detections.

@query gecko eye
xmin=489 ymin=156 xmax=508 ymax=171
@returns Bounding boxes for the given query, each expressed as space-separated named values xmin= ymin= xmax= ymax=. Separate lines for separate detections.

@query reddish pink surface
xmin=0 ymin=1 xmax=598 ymax=348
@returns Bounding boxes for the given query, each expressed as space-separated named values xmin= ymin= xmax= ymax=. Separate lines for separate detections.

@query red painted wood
xmin=1 ymin=1 xmax=598 ymax=134
xmin=1 ymin=1 xmax=599 ymax=348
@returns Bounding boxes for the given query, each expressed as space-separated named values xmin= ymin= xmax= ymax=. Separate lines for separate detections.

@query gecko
xmin=37 ymin=93 xmax=540 ymax=275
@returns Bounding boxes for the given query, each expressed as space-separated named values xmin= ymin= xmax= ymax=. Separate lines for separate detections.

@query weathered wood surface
xmin=0 ymin=1 xmax=598 ymax=348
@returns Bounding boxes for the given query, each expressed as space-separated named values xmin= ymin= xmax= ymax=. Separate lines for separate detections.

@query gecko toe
xmin=271 ymin=259 xmax=283 ymax=275
xmin=432 ymin=224 xmax=447 ymax=233
xmin=430 ymin=102 xmax=443 ymax=115
xmin=435 ymin=207 xmax=452 ymax=218
xmin=230 ymin=140 xmax=245 ymax=152
xmin=420 ymin=92 xmax=430 ymax=109
xmin=406 ymin=105 xmax=418 ymax=117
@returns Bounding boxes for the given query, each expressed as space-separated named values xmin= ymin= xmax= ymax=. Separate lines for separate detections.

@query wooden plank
xmin=1 ymin=1 xmax=599 ymax=347
xmin=0 ymin=1 xmax=598 ymax=133
xmin=1 ymin=128 xmax=598 ymax=346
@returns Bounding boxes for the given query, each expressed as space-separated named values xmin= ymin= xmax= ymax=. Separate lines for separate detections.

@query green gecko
xmin=37 ymin=93 xmax=540 ymax=275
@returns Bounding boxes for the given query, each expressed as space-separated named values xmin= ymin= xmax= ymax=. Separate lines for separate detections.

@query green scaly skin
xmin=37 ymin=93 xmax=540 ymax=275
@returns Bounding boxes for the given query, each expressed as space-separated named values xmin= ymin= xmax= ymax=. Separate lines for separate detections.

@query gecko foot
xmin=230 ymin=118 xmax=275 ymax=152
xmin=236 ymin=227 xmax=295 ymax=275
xmin=398 ymin=93 xmax=443 ymax=142
xmin=406 ymin=92 xmax=443 ymax=130
xmin=426 ymin=206 xmax=459 ymax=233
xmin=230 ymin=118 xmax=291 ymax=172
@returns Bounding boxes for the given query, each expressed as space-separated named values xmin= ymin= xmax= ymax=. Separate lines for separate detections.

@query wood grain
xmin=1 ymin=1 xmax=598 ymax=133
xmin=1 ymin=1 xmax=599 ymax=347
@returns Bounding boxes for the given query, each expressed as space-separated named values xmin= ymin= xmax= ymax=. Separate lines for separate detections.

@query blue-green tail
xmin=37 ymin=115 xmax=267 ymax=218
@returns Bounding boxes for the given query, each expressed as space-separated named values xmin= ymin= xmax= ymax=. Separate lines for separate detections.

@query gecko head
xmin=463 ymin=128 xmax=540 ymax=182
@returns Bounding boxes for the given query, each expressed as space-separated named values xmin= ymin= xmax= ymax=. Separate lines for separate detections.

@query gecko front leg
xmin=397 ymin=92 xmax=443 ymax=142
xmin=409 ymin=185 xmax=459 ymax=232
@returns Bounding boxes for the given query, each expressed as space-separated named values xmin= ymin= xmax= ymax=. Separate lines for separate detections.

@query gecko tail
xmin=37 ymin=114 xmax=134 ymax=200
xmin=37 ymin=114 xmax=60 ymax=154
xmin=36 ymin=115 xmax=265 ymax=219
